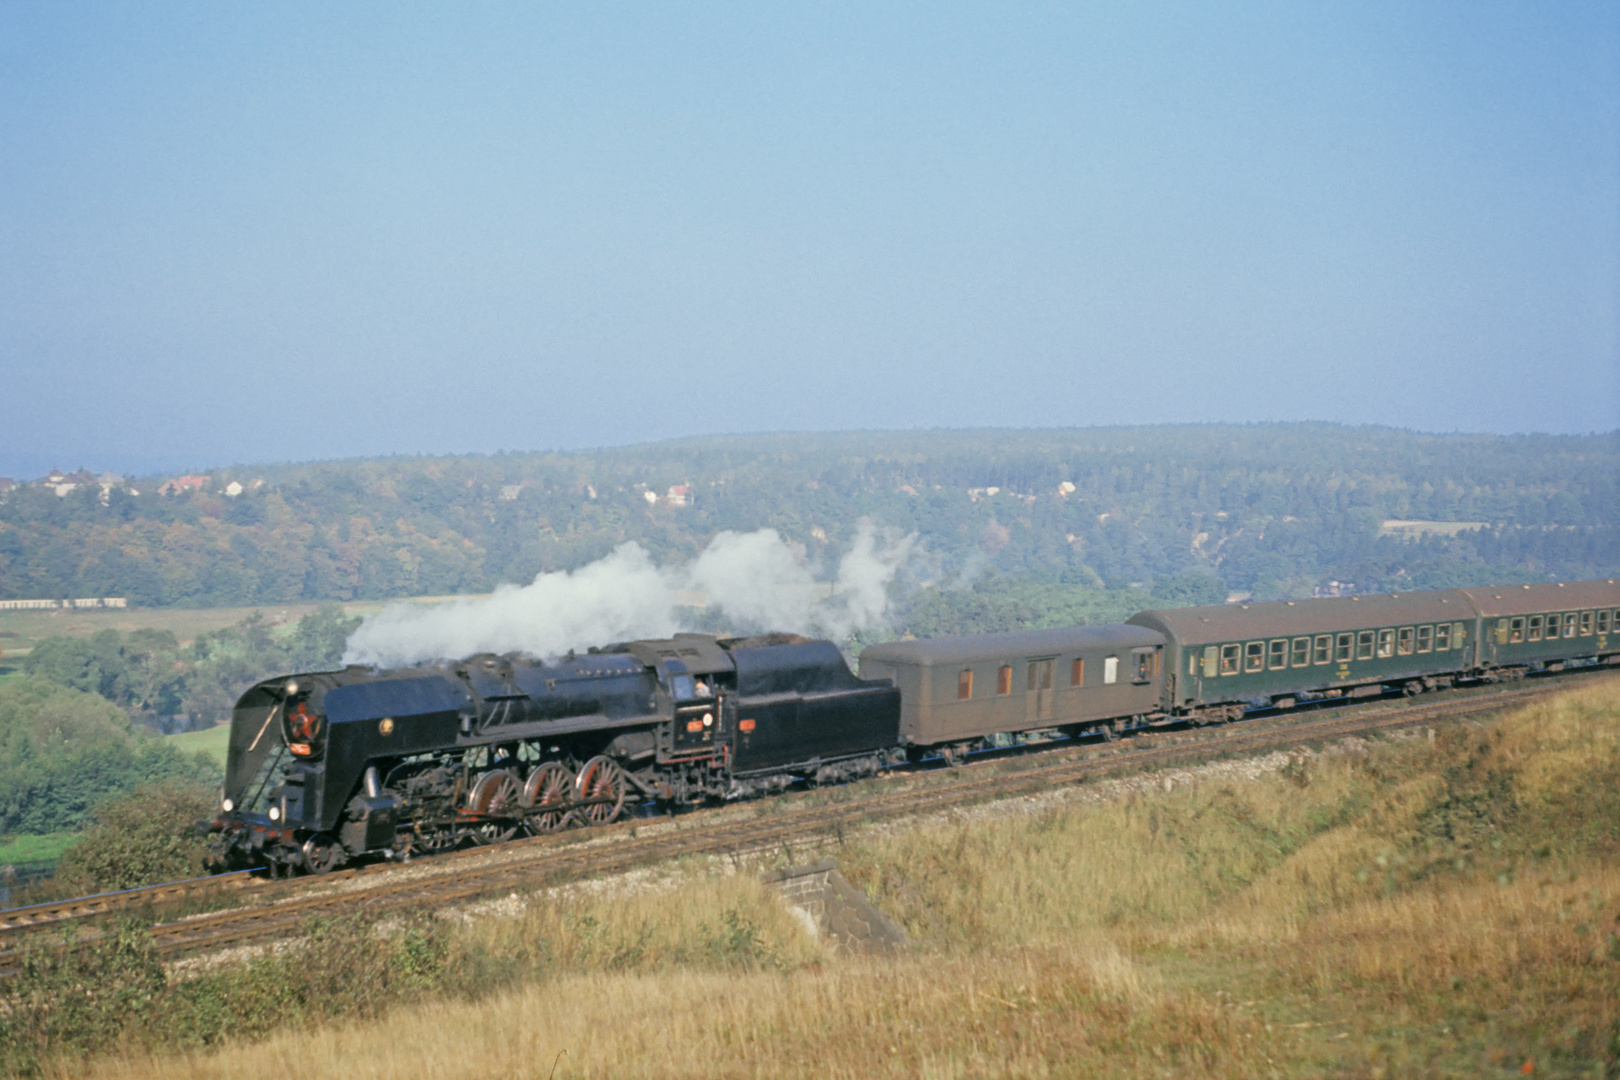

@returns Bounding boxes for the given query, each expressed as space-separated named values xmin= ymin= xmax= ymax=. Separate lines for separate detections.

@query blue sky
xmin=1 ymin=2 xmax=1616 ymax=478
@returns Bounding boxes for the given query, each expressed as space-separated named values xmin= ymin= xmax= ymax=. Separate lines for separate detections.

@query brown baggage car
xmin=859 ymin=624 xmax=1165 ymax=751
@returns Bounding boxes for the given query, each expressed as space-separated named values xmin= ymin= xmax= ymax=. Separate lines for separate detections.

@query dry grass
xmin=45 ymin=678 xmax=1620 ymax=1079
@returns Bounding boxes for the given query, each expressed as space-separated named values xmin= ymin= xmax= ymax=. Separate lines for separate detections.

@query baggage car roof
xmin=861 ymin=624 xmax=1163 ymax=668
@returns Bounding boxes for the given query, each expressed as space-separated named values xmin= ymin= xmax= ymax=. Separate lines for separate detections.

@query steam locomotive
xmin=212 ymin=579 xmax=1618 ymax=875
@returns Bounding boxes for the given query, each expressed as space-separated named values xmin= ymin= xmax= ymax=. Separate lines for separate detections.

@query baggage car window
xmin=1220 ymin=644 xmax=1239 ymax=675
xmin=1397 ymin=627 xmax=1414 ymax=655
xmin=1268 ymin=639 xmax=1288 ymax=670
xmin=1564 ymin=613 xmax=1578 ymax=637
xmin=958 ymin=669 xmax=974 ymax=700
xmin=1580 ymin=611 xmax=1594 ymax=635
xmin=1314 ymin=635 xmax=1331 ymax=664
xmin=1132 ymin=650 xmax=1154 ymax=683
xmin=1203 ymin=646 xmax=1219 ymax=678
xmin=1416 ymin=625 xmax=1433 ymax=652
xmin=1527 ymin=616 xmax=1543 ymax=642
xmin=1104 ymin=657 xmax=1119 ymax=684
xmin=1245 ymin=642 xmax=1264 ymax=673
xmin=1436 ymin=623 xmax=1451 ymax=650
xmin=1291 ymin=637 xmax=1310 ymax=667
xmin=1338 ymin=633 xmax=1355 ymax=661
xmin=1027 ymin=659 xmax=1054 ymax=691
xmin=1509 ymin=617 xmax=1525 ymax=644
xmin=997 ymin=665 xmax=1012 ymax=695
xmin=1072 ymin=658 xmax=1086 ymax=686
xmin=1600 ymin=610 xmax=1612 ymax=634
xmin=1356 ymin=631 xmax=1375 ymax=660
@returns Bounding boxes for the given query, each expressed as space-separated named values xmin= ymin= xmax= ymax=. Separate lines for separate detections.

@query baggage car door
xmin=1024 ymin=658 xmax=1055 ymax=723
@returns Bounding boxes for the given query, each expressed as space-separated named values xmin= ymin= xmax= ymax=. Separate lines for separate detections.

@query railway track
xmin=0 ymin=673 xmax=1606 ymax=974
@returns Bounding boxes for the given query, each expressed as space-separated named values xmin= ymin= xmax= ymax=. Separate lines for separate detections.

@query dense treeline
xmin=0 ymin=678 xmax=218 ymax=836
xmin=2 ymin=425 xmax=1615 ymax=607
xmin=21 ymin=606 xmax=360 ymax=729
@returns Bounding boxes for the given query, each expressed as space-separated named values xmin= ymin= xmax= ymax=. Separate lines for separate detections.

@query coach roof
xmin=861 ymin=624 xmax=1163 ymax=668
xmin=1454 ymin=579 xmax=1619 ymax=618
xmin=1128 ymin=591 xmax=1473 ymax=646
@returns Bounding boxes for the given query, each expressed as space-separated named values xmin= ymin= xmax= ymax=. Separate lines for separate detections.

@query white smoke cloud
xmin=342 ymin=522 xmax=919 ymax=667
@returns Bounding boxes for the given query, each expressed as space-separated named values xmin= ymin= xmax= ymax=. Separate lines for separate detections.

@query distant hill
xmin=1 ymin=425 xmax=1615 ymax=609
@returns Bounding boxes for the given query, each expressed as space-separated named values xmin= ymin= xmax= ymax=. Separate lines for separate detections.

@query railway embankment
xmin=3 ymin=677 xmax=1617 ymax=1078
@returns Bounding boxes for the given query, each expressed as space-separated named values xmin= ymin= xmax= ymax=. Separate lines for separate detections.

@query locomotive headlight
xmin=221 ymin=798 xmax=234 ymax=813
xmin=285 ymin=680 xmax=299 ymax=696
xmin=268 ymin=805 xmax=281 ymax=822
xmin=702 ymin=712 xmax=713 ymax=727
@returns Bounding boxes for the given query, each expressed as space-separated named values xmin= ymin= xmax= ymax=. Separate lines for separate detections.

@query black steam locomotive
xmin=213 ymin=578 xmax=1619 ymax=875
xmin=213 ymin=633 xmax=902 ymax=874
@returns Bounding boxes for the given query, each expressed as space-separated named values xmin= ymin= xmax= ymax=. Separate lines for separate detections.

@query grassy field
xmin=164 ymin=724 xmax=231 ymax=768
xmin=0 ymin=832 xmax=77 ymax=869
xmin=25 ymin=678 xmax=1620 ymax=1079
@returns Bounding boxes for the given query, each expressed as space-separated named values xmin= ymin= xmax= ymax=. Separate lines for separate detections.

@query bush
xmin=52 ymin=783 xmax=218 ymax=894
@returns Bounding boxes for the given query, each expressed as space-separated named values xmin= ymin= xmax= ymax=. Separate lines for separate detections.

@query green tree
xmin=53 ymin=782 xmax=218 ymax=893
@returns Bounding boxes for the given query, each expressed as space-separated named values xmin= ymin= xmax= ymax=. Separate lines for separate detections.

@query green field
xmin=165 ymin=724 xmax=231 ymax=767
xmin=0 ymin=832 xmax=77 ymax=869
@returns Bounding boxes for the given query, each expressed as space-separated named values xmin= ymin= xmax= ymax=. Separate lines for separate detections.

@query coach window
xmin=1103 ymin=657 xmax=1119 ymax=684
xmin=1509 ymin=617 xmax=1525 ymax=644
xmin=1397 ymin=627 xmax=1414 ymax=656
xmin=1338 ymin=633 xmax=1356 ymax=662
xmin=1376 ymin=629 xmax=1395 ymax=658
xmin=1203 ymin=646 xmax=1219 ymax=678
xmin=1435 ymin=623 xmax=1451 ymax=650
xmin=1268 ymin=639 xmax=1288 ymax=670
xmin=1599 ymin=610 xmax=1612 ymax=634
xmin=1417 ymin=625 xmax=1433 ymax=653
xmin=1495 ymin=619 xmax=1510 ymax=645
xmin=1527 ymin=616 xmax=1543 ymax=642
xmin=997 ymin=665 xmax=1012 ymax=695
xmin=1356 ymin=631 xmax=1375 ymax=661
xmin=1291 ymin=637 xmax=1310 ymax=667
xmin=958 ymin=669 xmax=974 ymax=700
xmin=1579 ymin=611 xmax=1594 ymax=635
xmin=1545 ymin=614 xmax=1559 ymax=640
xmin=1564 ymin=613 xmax=1578 ymax=637
xmin=1071 ymin=657 xmax=1086 ymax=686
xmin=1453 ymin=622 xmax=1467 ymax=647
xmin=1314 ymin=634 xmax=1332 ymax=664
xmin=1220 ymin=644 xmax=1240 ymax=675
xmin=1245 ymin=642 xmax=1265 ymax=673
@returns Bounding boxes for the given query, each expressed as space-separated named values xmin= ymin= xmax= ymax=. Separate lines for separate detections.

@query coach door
xmin=1025 ymin=658 xmax=1055 ymax=723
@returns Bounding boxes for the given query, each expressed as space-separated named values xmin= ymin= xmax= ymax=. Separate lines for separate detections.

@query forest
xmin=1 ymin=425 xmax=1615 ymax=610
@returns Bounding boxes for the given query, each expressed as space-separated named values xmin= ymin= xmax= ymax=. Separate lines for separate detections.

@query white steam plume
xmin=342 ymin=522 xmax=918 ymax=668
